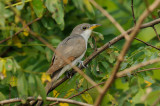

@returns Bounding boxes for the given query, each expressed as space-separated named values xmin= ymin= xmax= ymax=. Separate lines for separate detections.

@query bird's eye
xmin=82 ymin=26 xmax=87 ymax=30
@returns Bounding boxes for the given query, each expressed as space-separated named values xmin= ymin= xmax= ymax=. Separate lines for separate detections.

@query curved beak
xmin=89 ymin=24 xmax=101 ymax=30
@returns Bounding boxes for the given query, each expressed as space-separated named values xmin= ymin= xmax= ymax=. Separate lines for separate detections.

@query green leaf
xmin=17 ymin=73 xmax=28 ymax=103
xmin=83 ymin=0 xmax=95 ymax=18
xmin=115 ymin=78 xmax=129 ymax=90
xmin=35 ymin=76 xmax=46 ymax=101
xmin=72 ymin=0 xmax=83 ymax=10
xmin=0 ymin=92 xmax=6 ymax=101
xmin=5 ymin=58 xmax=13 ymax=71
xmin=45 ymin=47 xmax=52 ymax=62
xmin=0 ymin=2 xmax=13 ymax=26
xmin=45 ymin=0 xmax=64 ymax=30
xmin=132 ymin=89 xmax=145 ymax=104
xmin=145 ymin=90 xmax=160 ymax=105
xmin=81 ymin=91 xmax=93 ymax=104
xmin=28 ymin=75 xmax=37 ymax=96
xmin=92 ymin=31 xmax=104 ymax=40
xmin=32 ymin=0 xmax=44 ymax=17
xmin=16 ymin=0 xmax=25 ymax=10
xmin=153 ymin=69 xmax=160 ymax=80
xmin=13 ymin=59 xmax=20 ymax=69
xmin=0 ymin=59 xmax=4 ymax=72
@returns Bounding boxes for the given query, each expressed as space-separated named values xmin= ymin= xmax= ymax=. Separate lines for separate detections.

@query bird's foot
xmin=66 ymin=71 xmax=73 ymax=78
xmin=79 ymin=61 xmax=88 ymax=68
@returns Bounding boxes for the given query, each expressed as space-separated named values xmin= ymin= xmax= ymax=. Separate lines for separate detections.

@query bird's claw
xmin=79 ymin=61 xmax=88 ymax=68
xmin=66 ymin=71 xmax=73 ymax=78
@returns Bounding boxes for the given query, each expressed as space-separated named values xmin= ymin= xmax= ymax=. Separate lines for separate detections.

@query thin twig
xmin=134 ymin=37 xmax=160 ymax=50
xmin=117 ymin=67 xmax=160 ymax=78
xmin=116 ymin=58 xmax=160 ymax=77
xmin=0 ymin=17 xmax=41 ymax=44
xmin=94 ymin=0 xmax=160 ymax=105
xmin=89 ymin=0 xmax=130 ymax=40
xmin=0 ymin=97 xmax=92 ymax=106
xmin=152 ymin=26 xmax=160 ymax=40
xmin=131 ymin=0 xmax=136 ymax=25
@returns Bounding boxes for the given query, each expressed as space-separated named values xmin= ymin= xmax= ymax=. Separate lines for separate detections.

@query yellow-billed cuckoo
xmin=47 ymin=23 xmax=100 ymax=81
xmin=34 ymin=23 xmax=100 ymax=106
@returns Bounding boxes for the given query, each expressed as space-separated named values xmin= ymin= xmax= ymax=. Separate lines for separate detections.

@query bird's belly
xmin=57 ymin=51 xmax=86 ymax=79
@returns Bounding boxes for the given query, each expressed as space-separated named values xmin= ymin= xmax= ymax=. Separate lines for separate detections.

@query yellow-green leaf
xmin=35 ymin=76 xmax=46 ymax=101
xmin=64 ymin=89 xmax=75 ymax=98
xmin=10 ymin=76 xmax=17 ymax=87
xmin=59 ymin=103 xmax=69 ymax=106
xmin=81 ymin=91 xmax=93 ymax=104
xmin=32 ymin=0 xmax=44 ymax=17
xmin=53 ymin=90 xmax=60 ymax=98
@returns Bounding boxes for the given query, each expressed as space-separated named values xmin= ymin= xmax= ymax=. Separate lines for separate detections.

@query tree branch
xmin=89 ymin=0 xmax=130 ymax=40
xmin=152 ymin=26 xmax=160 ymax=40
xmin=0 ymin=97 xmax=92 ymax=106
xmin=0 ymin=17 xmax=41 ymax=44
xmin=94 ymin=0 xmax=160 ymax=105
xmin=116 ymin=58 xmax=160 ymax=77
xmin=134 ymin=37 xmax=160 ymax=51
xmin=131 ymin=0 xmax=136 ymax=25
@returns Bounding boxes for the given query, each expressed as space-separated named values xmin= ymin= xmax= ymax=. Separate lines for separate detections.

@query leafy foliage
xmin=0 ymin=0 xmax=160 ymax=105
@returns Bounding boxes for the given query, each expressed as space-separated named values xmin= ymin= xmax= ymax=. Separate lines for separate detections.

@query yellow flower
xmin=59 ymin=103 xmax=69 ymax=106
xmin=41 ymin=73 xmax=51 ymax=83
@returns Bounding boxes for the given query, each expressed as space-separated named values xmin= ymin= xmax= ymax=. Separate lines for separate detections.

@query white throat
xmin=81 ymin=30 xmax=92 ymax=47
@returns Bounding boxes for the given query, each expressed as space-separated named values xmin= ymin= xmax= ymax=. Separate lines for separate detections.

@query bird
xmin=47 ymin=23 xmax=100 ymax=82
xmin=34 ymin=23 xmax=101 ymax=106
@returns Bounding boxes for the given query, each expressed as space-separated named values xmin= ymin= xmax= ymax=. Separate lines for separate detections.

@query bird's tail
xmin=32 ymin=71 xmax=60 ymax=106
xmin=46 ymin=71 xmax=59 ymax=94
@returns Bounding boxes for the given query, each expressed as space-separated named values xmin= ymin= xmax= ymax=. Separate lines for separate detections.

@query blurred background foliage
xmin=0 ymin=0 xmax=160 ymax=105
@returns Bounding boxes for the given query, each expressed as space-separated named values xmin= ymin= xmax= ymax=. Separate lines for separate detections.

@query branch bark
xmin=0 ymin=97 xmax=92 ymax=106
xmin=116 ymin=58 xmax=160 ymax=77
xmin=152 ymin=26 xmax=160 ymax=40
xmin=134 ymin=37 xmax=160 ymax=51
xmin=131 ymin=0 xmax=136 ymax=25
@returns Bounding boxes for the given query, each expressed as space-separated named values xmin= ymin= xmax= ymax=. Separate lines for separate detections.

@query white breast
xmin=81 ymin=29 xmax=92 ymax=49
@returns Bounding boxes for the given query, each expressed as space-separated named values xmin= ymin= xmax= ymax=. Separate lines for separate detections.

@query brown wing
xmin=47 ymin=34 xmax=86 ymax=74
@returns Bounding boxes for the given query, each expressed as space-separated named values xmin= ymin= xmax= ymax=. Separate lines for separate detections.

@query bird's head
xmin=70 ymin=23 xmax=101 ymax=36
